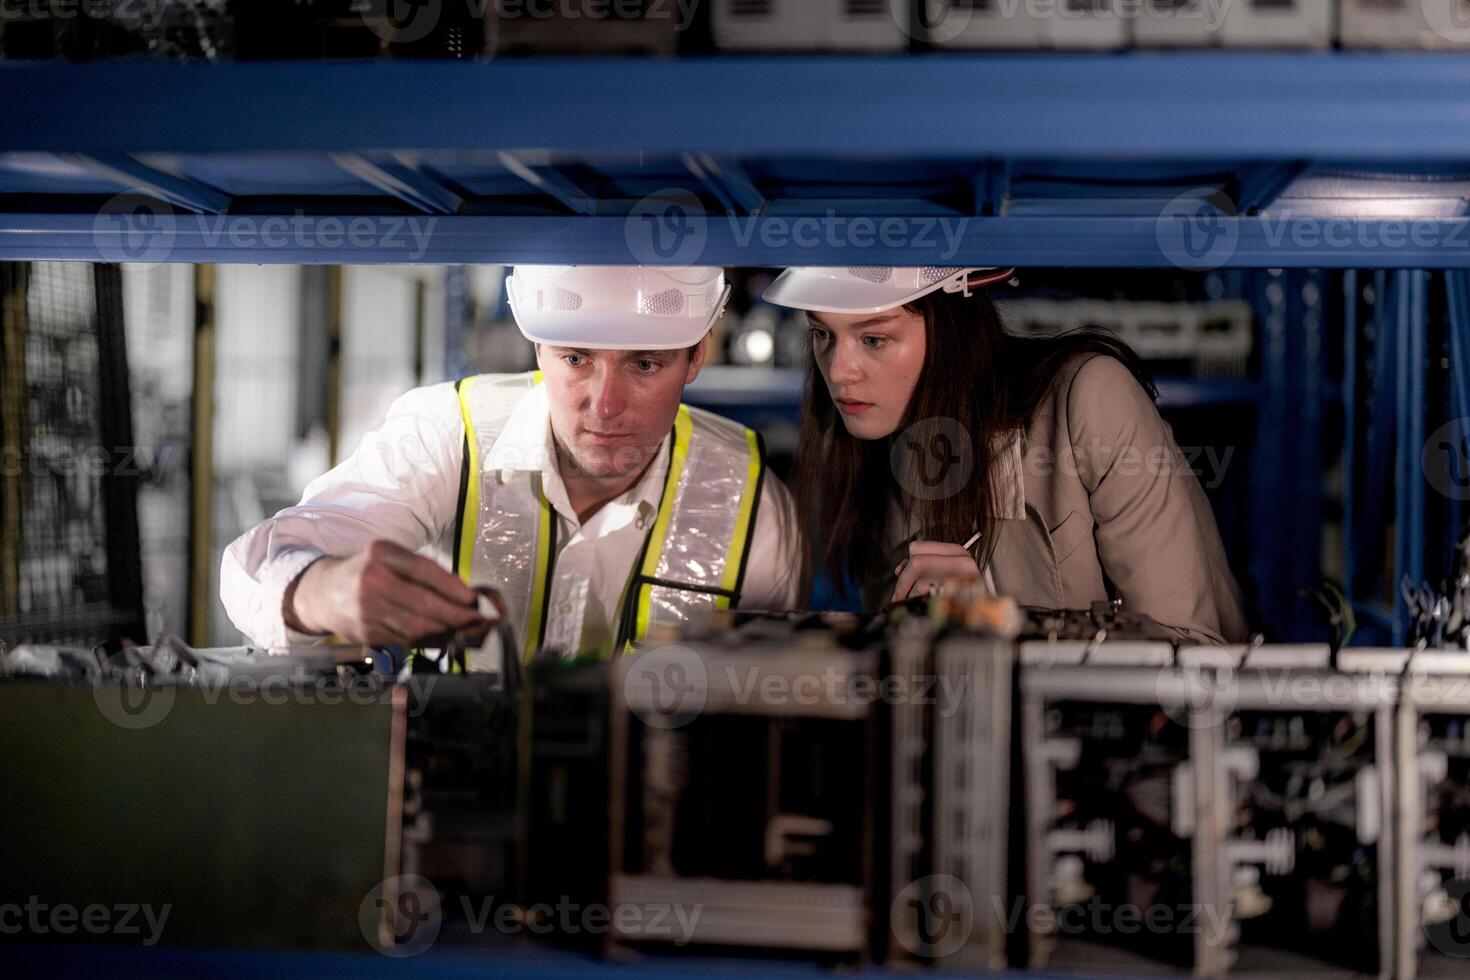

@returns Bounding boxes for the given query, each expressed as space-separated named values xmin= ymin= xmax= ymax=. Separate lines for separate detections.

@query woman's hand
xmin=890 ymin=540 xmax=982 ymax=604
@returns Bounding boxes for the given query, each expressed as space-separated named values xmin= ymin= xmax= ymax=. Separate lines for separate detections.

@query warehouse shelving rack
xmin=3 ymin=52 xmax=1470 ymax=643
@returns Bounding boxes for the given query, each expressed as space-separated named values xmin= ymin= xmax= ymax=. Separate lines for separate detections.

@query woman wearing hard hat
xmin=764 ymin=267 xmax=1248 ymax=644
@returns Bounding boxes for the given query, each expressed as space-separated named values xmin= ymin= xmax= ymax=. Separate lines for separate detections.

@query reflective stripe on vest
xmin=451 ymin=373 xmax=764 ymax=661
xmin=625 ymin=406 xmax=765 ymax=650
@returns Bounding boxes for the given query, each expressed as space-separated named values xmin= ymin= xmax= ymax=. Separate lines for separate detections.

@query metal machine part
xmin=1397 ymin=657 xmax=1470 ymax=980
xmin=1217 ymin=663 xmax=1398 ymax=978
xmin=7 ymin=616 xmax=1460 ymax=975
xmin=607 ymin=639 xmax=883 ymax=957
xmin=0 ymin=640 xmax=523 ymax=955
xmin=1021 ymin=663 xmax=1211 ymax=974
xmin=1020 ymin=641 xmax=1400 ymax=978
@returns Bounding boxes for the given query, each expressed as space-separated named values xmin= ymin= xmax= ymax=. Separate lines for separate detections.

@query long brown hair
xmin=793 ymin=286 xmax=1156 ymax=599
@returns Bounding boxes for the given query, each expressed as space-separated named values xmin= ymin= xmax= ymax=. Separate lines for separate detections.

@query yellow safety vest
xmin=450 ymin=372 xmax=765 ymax=662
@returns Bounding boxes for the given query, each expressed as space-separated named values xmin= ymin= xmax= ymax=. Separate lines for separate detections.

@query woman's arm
xmin=1064 ymin=355 xmax=1250 ymax=644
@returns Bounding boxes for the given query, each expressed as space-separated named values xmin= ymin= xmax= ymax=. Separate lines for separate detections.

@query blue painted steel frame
xmin=1343 ymin=270 xmax=1434 ymax=645
xmin=1361 ymin=272 xmax=1398 ymax=604
xmin=1343 ymin=270 xmax=1359 ymax=607
xmin=14 ymin=214 xmax=1470 ymax=267
xmin=1248 ymin=270 xmax=1324 ymax=640
xmin=7 ymin=56 xmax=1470 ymax=158
xmin=6 ymin=58 xmax=1470 ymax=264
xmin=1396 ymin=272 xmax=1429 ymax=641
xmin=1447 ymin=272 xmax=1470 ymax=583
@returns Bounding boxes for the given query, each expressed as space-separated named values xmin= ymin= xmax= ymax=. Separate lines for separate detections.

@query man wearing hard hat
xmin=221 ymin=266 xmax=802 ymax=661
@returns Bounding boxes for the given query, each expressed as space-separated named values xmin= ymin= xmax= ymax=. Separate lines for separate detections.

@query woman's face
xmin=808 ymin=307 xmax=926 ymax=440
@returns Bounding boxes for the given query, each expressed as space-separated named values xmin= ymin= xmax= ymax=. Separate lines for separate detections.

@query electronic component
xmin=1021 ymin=660 xmax=1205 ymax=973
xmin=607 ymin=638 xmax=884 ymax=956
xmin=6 ymin=613 xmax=1461 ymax=974
xmin=1214 ymin=657 xmax=1397 ymax=976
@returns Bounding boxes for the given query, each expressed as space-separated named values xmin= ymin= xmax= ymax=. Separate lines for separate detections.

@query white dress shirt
xmin=220 ymin=381 xmax=804 ymax=651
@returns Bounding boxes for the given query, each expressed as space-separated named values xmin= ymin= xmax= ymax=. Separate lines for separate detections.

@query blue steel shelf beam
xmin=975 ymin=162 xmax=1012 ymax=218
xmin=683 ymin=154 xmax=764 ymax=216
xmin=14 ymin=214 xmax=1470 ymax=267
xmin=328 ymin=153 xmax=464 ymax=215
xmin=8 ymin=56 xmax=1470 ymax=159
xmin=66 ymin=153 xmax=231 ymax=215
xmin=1235 ymin=161 xmax=1311 ymax=216
xmin=495 ymin=152 xmax=598 ymax=216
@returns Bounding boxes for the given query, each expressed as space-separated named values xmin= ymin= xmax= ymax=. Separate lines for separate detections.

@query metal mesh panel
xmin=846 ymin=267 xmax=892 ymax=284
xmin=0 ymin=262 xmax=144 ymax=648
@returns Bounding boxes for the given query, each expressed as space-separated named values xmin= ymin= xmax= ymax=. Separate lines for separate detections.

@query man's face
xmin=537 ymin=341 xmax=705 ymax=481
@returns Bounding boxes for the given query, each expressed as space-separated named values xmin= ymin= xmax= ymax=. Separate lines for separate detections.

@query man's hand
xmin=890 ymin=541 xmax=982 ymax=605
xmin=284 ymin=540 xmax=488 ymax=646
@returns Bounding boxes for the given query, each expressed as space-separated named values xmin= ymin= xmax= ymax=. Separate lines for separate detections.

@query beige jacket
xmin=879 ymin=354 xmax=1249 ymax=645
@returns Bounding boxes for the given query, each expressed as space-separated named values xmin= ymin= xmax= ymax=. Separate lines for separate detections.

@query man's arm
xmin=736 ymin=472 xmax=807 ymax=611
xmin=220 ymin=382 xmax=485 ymax=647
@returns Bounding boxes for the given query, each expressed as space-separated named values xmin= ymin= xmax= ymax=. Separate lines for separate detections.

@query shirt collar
xmin=484 ymin=383 xmax=668 ymax=530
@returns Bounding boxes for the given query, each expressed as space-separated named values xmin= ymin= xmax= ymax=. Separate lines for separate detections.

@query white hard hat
xmin=506 ymin=265 xmax=731 ymax=351
xmin=763 ymin=267 xmax=1015 ymax=315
